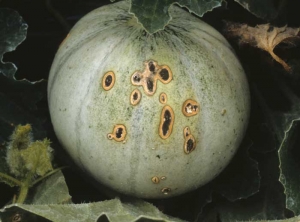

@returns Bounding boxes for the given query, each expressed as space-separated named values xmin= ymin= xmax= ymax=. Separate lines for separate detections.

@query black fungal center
xmin=105 ymin=75 xmax=113 ymax=87
xmin=159 ymin=69 xmax=169 ymax=81
xmin=162 ymin=110 xmax=172 ymax=136
xmin=147 ymin=79 xmax=154 ymax=92
xmin=116 ymin=128 xmax=123 ymax=139
xmin=186 ymin=139 xmax=194 ymax=153
xmin=133 ymin=92 xmax=138 ymax=101
xmin=133 ymin=74 xmax=141 ymax=82
xmin=149 ymin=61 xmax=155 ymax=72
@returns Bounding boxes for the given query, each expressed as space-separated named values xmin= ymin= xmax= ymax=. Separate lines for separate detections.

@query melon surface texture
xmin=48 ymin=1 xmax=250 ymax=198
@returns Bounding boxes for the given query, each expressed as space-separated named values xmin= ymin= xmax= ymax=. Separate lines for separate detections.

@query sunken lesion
xmin=159 ymin=105 xmax=175 ymax=139
xmin=131 ymin=60 xmax=173 ymax=96
xmin=182 ymin=99 xmax=200 ymax=117
xmin=161 ymin=187 xmax=171 ymax=195
xmin=107 ymin=124 xmax=127 ymax=142
xmin=183 ymin=127 xmax=196 ymax=154
xmin=159 ymin=93 xmax=167 ymax=104
xmin=102 ymin=71 xmax=115 ymax=91
xmin=151 ymin=176 xmax=160 ymax=184
xmin=130 ymin=89 xmax=142 ymax=106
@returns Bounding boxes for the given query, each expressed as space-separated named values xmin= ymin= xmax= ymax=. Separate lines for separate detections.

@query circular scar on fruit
xmin=107 ymin=124 xmax=127 ymax=142
xmin=131 ymin=60 xmax=173 ymax=96
xmin=182 ymin=99 xmax=200 ymax=117
xmin=102 ymin=71 xmax=115 ymax=91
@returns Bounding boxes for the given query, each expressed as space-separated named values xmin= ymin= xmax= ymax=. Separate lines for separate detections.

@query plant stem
xmin=16 ymin=182 xmax=29 ymax=204
xmin=15 ymin=171 xmax=35 ymax=204
xmin=0 ymin=172 xmax=22 ymax=186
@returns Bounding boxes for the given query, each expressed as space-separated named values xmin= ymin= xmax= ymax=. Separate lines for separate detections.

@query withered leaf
xmin=225 ymin=22 xmax=300 ymax=72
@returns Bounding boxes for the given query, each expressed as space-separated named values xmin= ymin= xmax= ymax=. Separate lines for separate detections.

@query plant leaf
xmin=0 ymin=199 xmax=185 ymax=222
xmin=0 ymin=8 xmax=27 ymax=79
xmin=25 ymin=170 xmax=72 ymax=205
xmin=0 ymin=8 xmax=48 ymax=147
xmin=224 ymin=22 xmax=300 ymax=72
xmin=212 ymin=138 xmax=260 ymax=201
xmin=217 ymin=150 xmax=287 ymax=221
xmin=130 ymin=0 xmax=223 ymax=34
xmin=233 ymin=0 xmax=278 ymax=20
xmin=279 ymin=119 xmax=300 ymax=215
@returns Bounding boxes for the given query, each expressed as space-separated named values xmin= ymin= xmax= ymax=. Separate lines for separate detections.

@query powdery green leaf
xmin=279 ymin=119 xmax=300 ymax=215
xmin=234 ymin=0 xmax=278 ymax=20
xmin=130 ymin=0 xmax=223 ymax=34
xmin=26 ymin=170 xmax=72 ymax=205
xmin=0 ymin=199 xmax=185 ymax=222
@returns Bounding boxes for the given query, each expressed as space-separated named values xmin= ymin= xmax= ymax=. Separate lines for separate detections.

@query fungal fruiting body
xmin=48 ymin=1 xmax=250 ymax=199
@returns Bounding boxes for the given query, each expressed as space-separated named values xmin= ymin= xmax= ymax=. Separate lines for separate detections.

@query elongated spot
xmin=102 ymin=71 xmax=115 ymax=91
xmin=151 ymin=176 xmax=160 ymax=184
xmin=183 ymin=127 xmax=196 ymax=154
xmin=130 ymin=89 xmax=141 ymax=106
xmin=159 ymin=93 xmax=167 ymax=104
xmin=159 ymin=105 xmax=175 ymax=139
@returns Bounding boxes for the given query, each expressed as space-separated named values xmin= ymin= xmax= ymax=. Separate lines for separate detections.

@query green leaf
xmin=0 ymin=8 xmax=48 ymax=146
xmin=233 ymin=0 xmax=278 ymax=20
xmin=279 ymin=119 xmax=300 ymax=215
xmin=217 ymin=150 xmax=287 ymax=221
xmin=212 ymin=138 xmax=260 ymax=201
xmin=26 ymin=170 xmax=72 ymax=205
xmin=0 ymin=199 xmax=185 ymax=222
xmin=0 ymin=9 xmax=27 ymax=79
xmin=130 ymin=0 xmax=223 ymax=34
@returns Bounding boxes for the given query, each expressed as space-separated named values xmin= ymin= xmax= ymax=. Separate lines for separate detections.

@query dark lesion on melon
xmin=102 ymin=71 xmax=116 ymax=91
xmin=186 ymin=138 xmax=195 ymax=153
xmin=107 ymin=124 xmax=127 ymax=142
xmin=183 ymin=126 xmax=196 ymax=154
xmin=131 ymin=60 xmax=173 ymax=96
xmin=105 ymin=75 xmax=113 ymax=87
xmin=162 ymin=110 xmax=172 ymax=136
xmin=159 ymin=68 xmax=170 ymax=81
xmin=130 ymin=89 xmax=141 ymax=106
xmin=159 ymin=106 xmax=175 ymax=139
xmin=182 ymin=99 xmax=200 ymax=117
xmin=148 ymin=61 xmax=156 ymax=73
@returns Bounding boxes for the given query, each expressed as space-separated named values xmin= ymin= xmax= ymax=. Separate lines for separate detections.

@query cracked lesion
xmin=107 ymin=124 xmax=127 ymax=142
xmin=182 ymin=99 xmax=200 ymax=117
xmin=131 ymin=60 xmax=173 ymax=96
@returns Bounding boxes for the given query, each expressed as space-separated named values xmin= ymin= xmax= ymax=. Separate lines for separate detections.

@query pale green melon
xmin=48 ymin=0 xmax=250 ymax=198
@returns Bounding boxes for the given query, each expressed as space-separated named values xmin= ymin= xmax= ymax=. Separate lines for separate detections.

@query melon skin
xmin=48 ymin=1 xmax=250 ymax=199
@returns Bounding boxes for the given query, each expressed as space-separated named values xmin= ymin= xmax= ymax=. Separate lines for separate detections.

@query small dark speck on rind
xmin=156 ymin=155 xmax=161 ymax=159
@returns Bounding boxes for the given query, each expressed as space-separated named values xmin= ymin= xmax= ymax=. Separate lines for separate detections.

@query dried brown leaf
xmin=225 ymin=22 xmax=300 ymax=72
